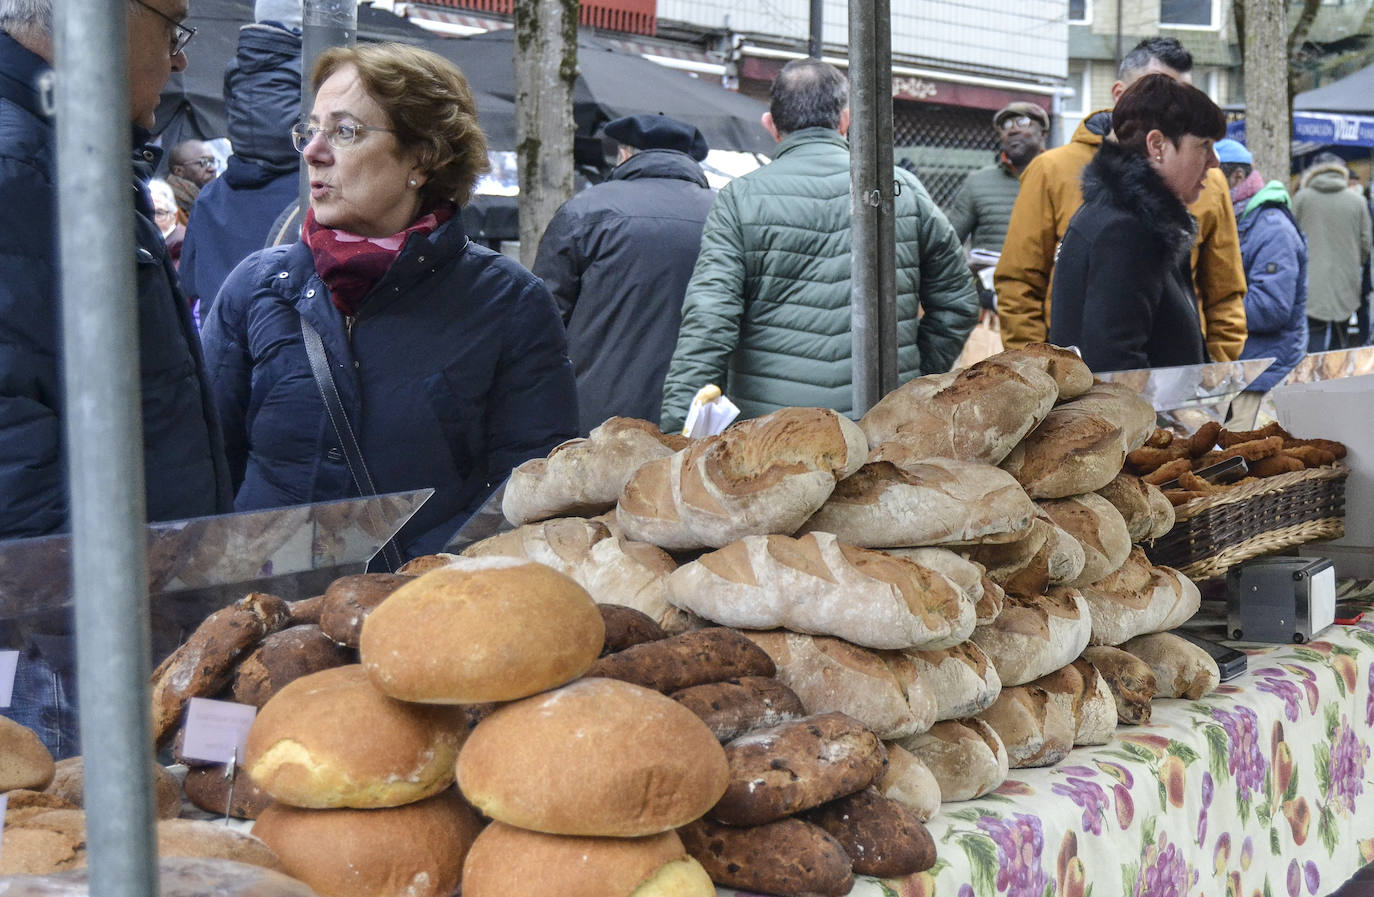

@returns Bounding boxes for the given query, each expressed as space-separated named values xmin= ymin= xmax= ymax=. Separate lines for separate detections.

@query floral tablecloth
xmin=719 ymin=601 xmax=1374 ymax=897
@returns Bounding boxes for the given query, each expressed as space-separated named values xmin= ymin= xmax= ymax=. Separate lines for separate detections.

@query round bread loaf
xmin=0 ymin=719 xmax=55 ymax=792
xmin=993 ymin=344 xmax=1094 ymax=399
xmin=360 ymin=557 xmax=604 ymax=704
xmin=456 ymin=677 xmax=729 ymax=837
xmin=1038 ymin=492 xmax=1132 ymax=588
xmin=971 ymin=588 xmax=1093 ymax=687
xmin=252 ymin=789 xmax=482 ymax=897
xmin=244 ymin=664 xmax=464 ymax=809
xmin=232 ymin=624 xmax=353 ymax=707
xmin=462 ymin=822 xmax=714 ymax=897
xmin=897 ymin=718 xmax=1009 ymax=802
xmin=999 ymin=408 xmax=1127 ymax=499
xmin=318 ymin=573 xmax=413 ymax=648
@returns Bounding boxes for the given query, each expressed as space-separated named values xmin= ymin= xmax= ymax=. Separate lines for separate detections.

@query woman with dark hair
xmin=1049 ymin=73 xmax=1228 ymax=371
xmin=202 ymin=43 xmax=578 ymax=562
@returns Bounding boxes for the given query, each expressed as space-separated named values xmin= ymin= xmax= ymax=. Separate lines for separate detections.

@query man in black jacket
xmin=533 ymin=113 xmax=715 ymax=434
xmin=0 ymin=0 xmax=231 ymax=756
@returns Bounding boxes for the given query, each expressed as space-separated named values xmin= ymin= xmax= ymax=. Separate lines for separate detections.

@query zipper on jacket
xmin=346 ymin=314 xmax=355 ymax=341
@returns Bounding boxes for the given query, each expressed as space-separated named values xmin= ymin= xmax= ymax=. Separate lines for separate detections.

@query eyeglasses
xmin=131 ymin=0 xmax=196 ymax=57
xmin=188 ymin=156 xmax=217 ymax=170
xmin=153 ymin=207 xmax=176 ymax=220
xmin=291 ymin=121 xmax=395 ymax=152
xmin=999 ymin=115 xmax=1040 ymax=133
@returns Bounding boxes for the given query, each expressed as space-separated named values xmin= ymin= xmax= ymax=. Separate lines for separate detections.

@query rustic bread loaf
xmin=678 ymin=816 xmax=854 ymax=897
xmin=1039 ymin=492 xmax=1133 ymax=587
xmin=901 ymin=641 xmax=1002 ymax=721
xmin=742 ymin=630 xmax=936 ymax=740
xmin=0 ymin=858 xmax=319 ymax=897
xmin=858 ymin=358 xmax=1059 ymax=465
xmin=286 ymin=595 xmax=325 ymax=625
xmin=361 ymin=557 xmax=603 ymax=704
xmin=1144 ymin=481 xmax=1176 ymax=539
xmin=462 ymin=823 xmax=714 ymax=897
xmin=1081 ymin=646 xmax=1156 ymax=724
xmin=0 ymin=809 xmax=89 ymax=875
xmin=0 ymin=718 xmax=54 ymax=792
xmin=318 ymin=574 xmax=413 ymax=648
xmin=896 ymin=718 xmax=1009 ymax=802
xmin=1080 ymin=546 xmax=1163 ymax=647
xmin=1152 ymin=566 xmax=1202 ymax=631
xmin=977 ymin=575 xmax=1007 ymax=624
xmin=231 ymin=624 xmax=352 ymax=708
xmin=1063 ymin=381 xmax=1157 ymax=452
xmin=584 ymin=627 xmax=775 ymax=693
xmin=876 ymin=742 xmax=942 ymax=821
xmin=999 ymin=408 xmax=1127 ymax=499
xmin=710 ymin=712 xmax=886 ymax=826
xmin=42 ymin=757 xmax=180 ymax=820
xmin=667 ymin=533 xmax=975 ymax=650
xmin=1032 ymin=658 xmax=1117 ymax=746
xmin=977 ymin=683 xmax=1074 ymax=768
xmin=615 ymin=455 xmax=697 ymax=550
xmin=155 ymin=819 xmax=282 ymax=872
xmin=456 ymin=677 xmax=728 ymax=836
xmin=971 ymin=588 xmax=1093 ymax=686
xmin=503 ymin=417 xmax=688 ymax=526
xmin=960 ymin=514 xmax=1086 ymax=598
xmin=2 ymin=791 xmax=76 ymax=813
xmin=671 ymin=677 xmax=808 ymax=743
xmin=883 ymin=546 xmax=985 ymax=606
xmin=1096 ymin=473 xmax=1159 ymax=543
xmin=1121 ymin=632 xmax=1220 ymax=699
xmin=245 ymin=664 xmax=465 ymax=809
xmin=183 ymin=764 xmax=272 ymax=820
xmin=462 ymin=517 xmax=680 ymax=628
xmin=599 ymin=603 xmax=668 ymax=655
xmin=252 ymin=789 xmax=482 ymax=897
xmin=800 ymin=447 xmax=1037 ymax=549
xmin=993 ymin=343 xmax=1094 ymax=399
xmin=802 ymin=787 xmax=936 ymax=877
xmin=395 ymin=553 xmax=461 ymax=575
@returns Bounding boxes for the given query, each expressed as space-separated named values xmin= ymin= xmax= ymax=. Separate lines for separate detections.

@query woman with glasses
xmin=201 ymin=43 xmax=578 ymax=562
xmin=148 ymin=178 xmax=185 ymax=267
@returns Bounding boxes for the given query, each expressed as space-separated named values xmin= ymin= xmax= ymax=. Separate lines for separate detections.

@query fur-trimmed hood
xmin=1299 ymin=161 xmax=1349 ymax=192
xmin=1080 ymin=138 xmax=1197 ymax=267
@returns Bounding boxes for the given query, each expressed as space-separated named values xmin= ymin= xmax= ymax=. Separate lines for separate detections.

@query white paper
xmin=0 ymin=650 xmax=17 ymax=708
xmin=685 ymin=395 xmax=740 ymax=438
xmin=182 ymin=697 xmax=257 ymax=765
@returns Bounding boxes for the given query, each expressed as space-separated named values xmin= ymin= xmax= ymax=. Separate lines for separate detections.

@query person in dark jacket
xmin=946 ymin=101 xmax=1049 ymax=253
xmin=1215 ymin=139 xmax=1308 ymax=429
xmin=179 ymin=1 xmax=302 ymax=316
xmin=532 ymin=113 xmax=714 ymax=434
xmin=1049 ymin=74 xmax=1226 ymax=373
xmin=0 ymin=0 xmax=232 ymax=757
xmin=202 ymin=43 xmax=578 ymax=560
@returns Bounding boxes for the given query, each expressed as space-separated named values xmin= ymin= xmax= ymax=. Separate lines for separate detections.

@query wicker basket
xmin=1144 ymin=462 xmax=1349 ymax=581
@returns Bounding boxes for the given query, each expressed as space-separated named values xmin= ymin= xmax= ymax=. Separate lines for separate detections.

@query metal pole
xmin=809 ymin=0 xmax=823 ymax=59
xmin=300 ymin=0 xmax=357 ymax=211
xmin=53 ymin=1 xmax=156 ymax=895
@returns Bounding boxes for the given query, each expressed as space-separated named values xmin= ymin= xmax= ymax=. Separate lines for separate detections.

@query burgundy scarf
xmin=302 ymin=204 xmax=454 ymax=316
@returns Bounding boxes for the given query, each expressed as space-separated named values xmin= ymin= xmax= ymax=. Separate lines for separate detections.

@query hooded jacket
xmin=658 ymin=128 xmax=978 ymax=432
xmin=1293 ymin=162 xmax=1372 ymax=322
xmin=1049 ymin=139 xmax=1207 ymax=372
xmin=1232 ymin=179 xmax=1308 ymax=392
xmin=533 ymin=149 xmax=714 ymax=434
xmin=946 ymin=152 xmax=1022 ymax=251
xmin=995 ymin=110 xmax=1248 ymax=361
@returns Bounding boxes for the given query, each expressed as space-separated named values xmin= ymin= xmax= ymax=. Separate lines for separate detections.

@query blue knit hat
xmin=1214 ymin=139 xmax=1253 ymax=165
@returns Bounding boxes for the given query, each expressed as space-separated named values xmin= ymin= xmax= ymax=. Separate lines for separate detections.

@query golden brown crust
xmin=461 ymin=823 xmax=696 ymax=897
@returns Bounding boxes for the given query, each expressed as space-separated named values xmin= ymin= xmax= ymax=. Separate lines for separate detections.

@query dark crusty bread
xmin=801 ymin=786 xmax=936 ymax=877
xmin=710 ymin=712 xmax=887 ymax=826
xmin=317 ymin=573 xmax=413 ymax=648
xmin=670 ymin=677 xmax=807 ymax=743
xmin=183 ymin=764 xmax=273 ymax=820
xmin=231 ymin=624 xmax=352 ymax=707
xmin=599 ymin=603 xmax=667 ymax=655
xmin=1082 ymin=646 xmax=1156 ymax=724
xmin=584 ymin=627 xmax=775 ymax=693
xmin=286 ymin=595 xmax=325 ymax=626
xmin=999 ymin=408 xmax=1127 ymax=500
xmin=678 ymin=816 xmax=854 ymax=897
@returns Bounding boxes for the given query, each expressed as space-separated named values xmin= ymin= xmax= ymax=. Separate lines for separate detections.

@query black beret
xmin=603 ymin=113 xmax=710 ymax=161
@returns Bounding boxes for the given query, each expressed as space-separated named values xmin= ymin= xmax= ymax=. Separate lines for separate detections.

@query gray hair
xmin=0 ymin=0 xmax=53 ymax=37
xmin=1118 ymin=37 xmax=1193 ymax=82
xmin=769 ymin=59 xmax=848 ymax=135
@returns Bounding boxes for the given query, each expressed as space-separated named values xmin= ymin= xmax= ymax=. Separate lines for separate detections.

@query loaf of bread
xmin=678 ymin=816 xmax=854 ymax=897
xmin=882 ymin=545 xmax=985 ymax=605
xmin=600 ymin=603 xmax=668 ymax=655
xmin=1121 ymin=632 xmax=1220 ymax=699
xmin=155 ymin=819 xmax=282 ymax=872
xmin=361 ymin=557 xmax=604 ymax=704
xmin=1038 ymin=492 xmax=1132 ymax=587
xmin=231 ymin=624 xmax=352 ymax=707
xmin=999 ymin=408 xmax=1127 ymax=499
xmin=1032 ymin=658 xmax=1117 ymax=746
xmin=245 ymin=664 xmax=465 ymax=809
xmin=802 ymin=787 xmax=936 ymax=877
xmin=617 ymin=407 xmax=868 ymax=549
xmin=977 ymin=574 xmax=1007 ymax=624
xmin=1096 ymin=473 xmax=1175 ymax=543
xmin=1080 ymin=546 xmax=1163 ymax=647
xmin=977 ymin=683 xmax=1074 ymax=768
xmin=0 ymin=858 xmax=318 ymax=897
xmin=456 ymin=677 xmax=729 ymax=836
xmin=711 ymin=712 xmax=887 ymax=826
xmin=800 ymin=447 xmax=1037 ymax=549
xmin=876 ymin=742 xmax=942 ymax=821
xmin=960 ymin=514 xmax=1086 ymax=598
xmin=1082 ymin=645 xmax=1156 ymax=724
xmin=395 ymin=553 xmax=461 ymax=575
xmin=858 ymin=357 xmax=1059 ymax=465
xmin=503 ymin=417 xmax=688 ymax=526
xmin=901 ymin=641 xmax=1002 ymax=721
xmin=286 ymin=595 xmax=325 ymax=626
xmin=1062 ymin=381 xmax=1157 ymax=453
xmin=1152 ymin=566 xmax=1202 ymax=632
xmin=971 ymin=588 xmax=1093 ymax=686
xmin=462 ymin=823 xmax=714 ymax=897
xmin=671 ymin=677 xmax=808 ymax=743
xmin=667 ymin=533 xmax=975 ymax=650
xmin=0 ymin=808 xmax=88 ymax=876
xmin=896 ymin=718 xmax=1009 ymax=802
xmin=2 ymin=791 xmax=77 ymax=813
xmin=994 ymin=343 xmax=1094 ymax=399
xmin=318 ymin=573 xmax=413 ymax=648
xmin=252 ymin=790 xmax=483 ymax=897
xmin=461 ymin=517 xmax=680 ymax=628
xmin=183 ymin=764 xmax=272 ymax=820
xmin=0 ymin=719 xmax=54 ymax=792
xmin=742 ymin=630 xmax=936 ymax=739
xmin=42 ymin=756 xmax=180 ymax=820
xmin=584 ymin=626 xmax=775 ymax=693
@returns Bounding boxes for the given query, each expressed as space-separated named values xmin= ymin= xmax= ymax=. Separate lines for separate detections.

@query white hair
xmin=147 ymin=178 xmax=176 ymax=211
xmin=0 ymin=0 xmax=52 ymax=37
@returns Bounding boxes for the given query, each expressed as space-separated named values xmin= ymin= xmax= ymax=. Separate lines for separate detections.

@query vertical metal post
xmin=849 ymin=0 xmax=898 ymax=415
xmin=809 ymin=0 xmax=824 ymax=59
xmin=53 ymin=1 xmax=156 ymax=895
xmin=300 ymin=0 xmax=357 ymax=210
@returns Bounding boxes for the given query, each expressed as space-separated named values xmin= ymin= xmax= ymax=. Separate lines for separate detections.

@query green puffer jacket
xmin=659 ymin=128 xmax=979 ymax=432
xmin=946 ymin=153 xmax=1021 ymax=251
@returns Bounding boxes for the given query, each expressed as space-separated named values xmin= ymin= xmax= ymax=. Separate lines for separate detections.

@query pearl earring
xmin=408 ymin=179 xmax=417 ymax=187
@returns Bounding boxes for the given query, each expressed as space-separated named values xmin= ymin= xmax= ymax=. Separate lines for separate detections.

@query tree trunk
xmin=1242 ymin=0 xmax=1290 ymax=186
xmin=513 ymin=0 xmax=578 ymax=268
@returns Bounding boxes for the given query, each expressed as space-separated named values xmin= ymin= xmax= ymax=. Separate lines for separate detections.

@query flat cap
xmin=603 ymin=113 xmax=710 ymax=161
xmin=994 ymin=101 xmax=1050 ymax=132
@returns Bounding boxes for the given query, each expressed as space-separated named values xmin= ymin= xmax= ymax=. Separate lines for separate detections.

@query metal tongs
xmin=1157 ymin=455 xmax=1250 ymax=491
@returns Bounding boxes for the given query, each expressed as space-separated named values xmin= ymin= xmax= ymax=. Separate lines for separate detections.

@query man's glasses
xmin=999 ymin=115 xmax=1038 ymax=133
xmin=131 ymin=0 xmax=196 ymax=57
xmin=188 ymin=156 xmax=217 ymax=170
xmin=291 ymin=121 xmax=395 ymax=152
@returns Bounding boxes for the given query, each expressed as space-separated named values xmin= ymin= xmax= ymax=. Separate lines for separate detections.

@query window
xmin=1062 ymin=62 xmax=1088 ymax=114
xmin=1068 ymin=0 xmax=1091 ymax=23
xmin=1160 ymin=0 xmax=1216 ymax=27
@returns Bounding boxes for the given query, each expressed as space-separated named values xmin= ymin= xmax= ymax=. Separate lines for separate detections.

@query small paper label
xmin=0 ymin=651 xmax=17 ymax=708
xmin=182 ymin=697 xmax=257 ymax=765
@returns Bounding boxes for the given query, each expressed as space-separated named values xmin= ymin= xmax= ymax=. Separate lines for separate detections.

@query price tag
xmin=0 ymin=651 xmax=17 ymax=708
xmin=181 ymin=697 xmax=257 ymax=765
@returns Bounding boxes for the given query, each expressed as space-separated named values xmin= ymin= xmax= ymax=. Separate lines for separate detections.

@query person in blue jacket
xmin=179 ymin=0 xmax=303 ymax=319
xmin=1215 ymin=139 xmax=1308 ymax=429
xmin=201 ymin=43 xmax=578 ymax=560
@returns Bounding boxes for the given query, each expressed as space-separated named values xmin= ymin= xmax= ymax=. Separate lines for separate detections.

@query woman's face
xmin=302 ymin=65 xmax=425 ymax=238
xmin=1153 ymin=132 xmax=1218 ymax=206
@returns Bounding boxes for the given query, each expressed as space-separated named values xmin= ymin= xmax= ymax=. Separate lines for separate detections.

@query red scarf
xmin=302 ymin=204 xmax=454 ymax=316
